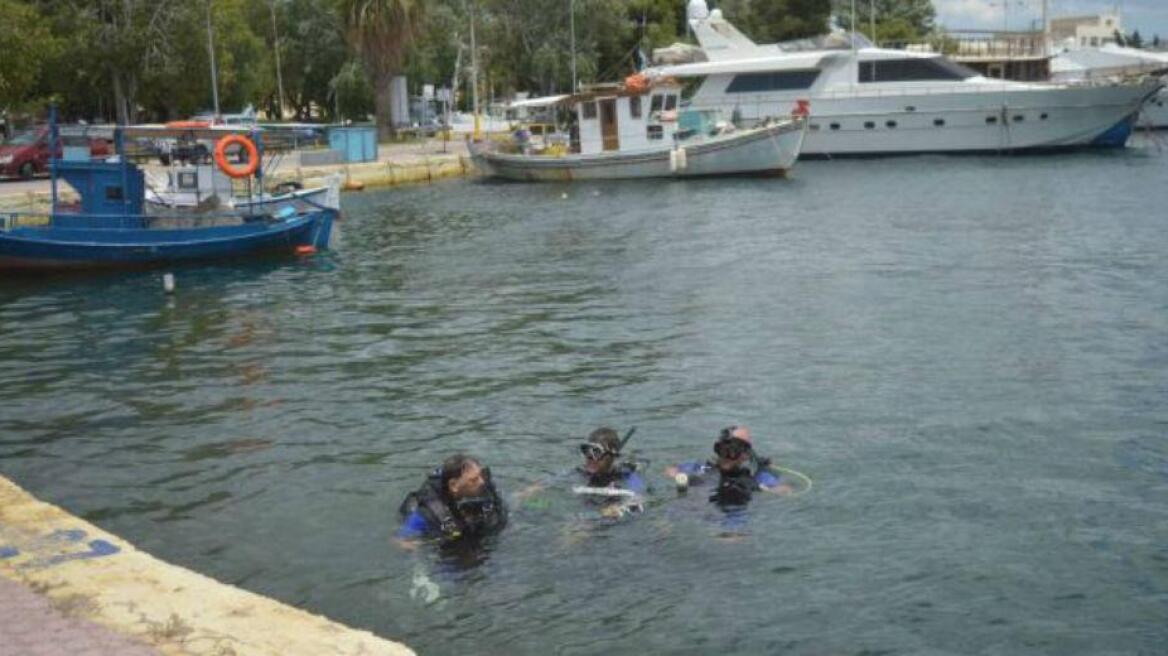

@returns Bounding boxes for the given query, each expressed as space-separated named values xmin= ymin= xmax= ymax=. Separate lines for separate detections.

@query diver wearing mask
xmin=396 ymin=454 xmax=508 ymax=547
xmin=664 ymin=426 xmax=791 ymax=505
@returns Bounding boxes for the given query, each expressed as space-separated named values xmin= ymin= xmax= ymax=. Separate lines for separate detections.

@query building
xmin=1050 ymin=13 xmax=1122 ymax=48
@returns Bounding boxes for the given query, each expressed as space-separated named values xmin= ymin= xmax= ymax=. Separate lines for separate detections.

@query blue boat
xmin=0 ymin=109 xmax=336 ymax=271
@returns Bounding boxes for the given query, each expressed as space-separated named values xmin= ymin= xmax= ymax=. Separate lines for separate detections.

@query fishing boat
xmin=0 ymin=109 xmax=336 ymax=271
xmin=647 ymin=1 xmax=1163 ymax=156
xmin=469 ymin=77 xmax=807 ymax=181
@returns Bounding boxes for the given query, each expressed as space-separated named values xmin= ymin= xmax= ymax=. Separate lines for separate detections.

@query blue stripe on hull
xmin=0 ymin=210 xmax=335 ymax=270
xmin=1090 ymin=114 xmax=1136 ymax=148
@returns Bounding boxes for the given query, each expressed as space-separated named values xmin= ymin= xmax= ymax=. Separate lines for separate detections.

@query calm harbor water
xmin=3 ymin=139 xmax=1168 ymax=654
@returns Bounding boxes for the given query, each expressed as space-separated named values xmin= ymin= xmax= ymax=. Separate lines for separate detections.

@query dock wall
xmin=0 ymin=475 xmax=414 ymax=656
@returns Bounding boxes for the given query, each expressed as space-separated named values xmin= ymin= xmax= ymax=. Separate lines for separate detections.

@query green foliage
xmin=720 ymin=0 xmax=832 ymax=43
xmin=5 ymin=0 xmax=839 ymax=126
xmin=830 ymin=0 xmax=935 ymax=43
xmin=0 ymin=0 xmax=59 ymax=112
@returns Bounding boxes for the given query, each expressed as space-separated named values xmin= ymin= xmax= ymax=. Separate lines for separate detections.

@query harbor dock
xmin=0 ymin=475 xmax=414 ymax=656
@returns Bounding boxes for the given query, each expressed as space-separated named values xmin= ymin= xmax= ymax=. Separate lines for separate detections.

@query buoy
xmin=342 ymin=180 xmax=365 ymax=192
xmin=162 ymin=272 xmax=175 ymax=294
xmin=295 ymin=245 xmax=317 ymax=256
xmin=674 ymin=472 xmax=689 ymax=491
xmin=560 ymin=192 xmax=568 ymax=199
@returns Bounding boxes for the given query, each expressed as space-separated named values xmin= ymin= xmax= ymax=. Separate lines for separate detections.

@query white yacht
xmin=644 ymin=1 xmax=1163 ymax=156
xmin=1050 ymin=44 xmax=1168 ymax=127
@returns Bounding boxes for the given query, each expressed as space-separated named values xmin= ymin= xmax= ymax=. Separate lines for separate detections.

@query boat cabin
xmin=573 ymin=82 xmax=685 ymax=155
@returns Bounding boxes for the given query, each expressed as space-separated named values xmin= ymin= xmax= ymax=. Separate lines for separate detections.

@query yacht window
xmin=664 ymin=95 xmax=678 ymax=111
xmin=1040 ymin=112 xmax=1049 ymax=119
xmin=177 ymin=172 xmax=198 ymax=190
xmin=582 ymin=101 xmax=597 ymax=119
xmin=647 ymin=125 xmax=664 ymax=140
xmin=985 ymin=116 xmax=997 ymax=124
xmin=859 ymin=57 xmax=977 ymax=83
xmin=809 ymin=123 xmax=820 ymax=131
xmin=1013 ymin=115 xmax=1024 ymax=122
xmin=864 ymin=121 xmax=875 ymax=129
xmin=650 ymin=95 xmax=664 ymax=112
xmin=725 ymin=70 xmax=820 ymax=93
xmin=630 ymin=96 xmax=642 ymax=118
xmin=829 ymin=122 xmax=841 ymax=130
xmin=885 ymin=120 xmax=897 ymax=128
xmin=934 ymin=118 xmax=945 ymax=127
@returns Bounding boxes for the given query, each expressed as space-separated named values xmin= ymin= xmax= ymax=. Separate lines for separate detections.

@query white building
xmin=1050 ymin=13 xmax=1122 ymax=48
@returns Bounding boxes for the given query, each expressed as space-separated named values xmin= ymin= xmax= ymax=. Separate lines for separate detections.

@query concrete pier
xmin=0 ymin=475 xmax=414 ymax=656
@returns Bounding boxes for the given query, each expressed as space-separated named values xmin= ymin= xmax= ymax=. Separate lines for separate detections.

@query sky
xmin=933 ymin=0 xmax=1168 ymax=40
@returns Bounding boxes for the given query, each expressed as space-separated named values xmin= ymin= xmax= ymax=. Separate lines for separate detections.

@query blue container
xmin=328 ymin=127 xmax=378 ymax=163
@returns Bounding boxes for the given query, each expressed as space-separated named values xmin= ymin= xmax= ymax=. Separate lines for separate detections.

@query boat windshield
xmin=859 ymin=56 xmax=979 ymax=83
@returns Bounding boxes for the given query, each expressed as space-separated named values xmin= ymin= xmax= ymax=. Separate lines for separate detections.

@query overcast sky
xmin=933 ymin=0 xmax=1168 ymax=39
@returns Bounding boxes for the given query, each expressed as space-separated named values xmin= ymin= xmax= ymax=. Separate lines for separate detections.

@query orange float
xmin=214 ymin=134 xmax=259 ymax=179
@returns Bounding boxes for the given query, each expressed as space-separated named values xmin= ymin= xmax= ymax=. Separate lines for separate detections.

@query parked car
xmin=0 ymin=127 xmax=111 ymax=179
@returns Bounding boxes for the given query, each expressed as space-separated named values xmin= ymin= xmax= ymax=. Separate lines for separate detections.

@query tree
xmin=339 ymin=0 xmax=426 ymax=138
xmin=1128 ymin=29 xmax=1143 ymax=49
xmin=830 ymin=0 xmax=935 ymax=43
xmin=0 ymin=0 xmax=59 ymax=112
xmin=721 ymin=0 xmax=832 ymax=43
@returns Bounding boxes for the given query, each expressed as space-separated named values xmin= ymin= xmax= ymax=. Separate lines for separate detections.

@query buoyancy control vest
xmin=708 ymin=454 xmax=774 ymax=505
xmin=399 ymin=471 xmax=508 ymax=541
xmin=578 ymin=460 xmax=640 ymax=489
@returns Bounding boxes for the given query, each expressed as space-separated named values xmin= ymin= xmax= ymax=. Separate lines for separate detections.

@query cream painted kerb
xmin=0 ymin=475 xmax=414 ymax=656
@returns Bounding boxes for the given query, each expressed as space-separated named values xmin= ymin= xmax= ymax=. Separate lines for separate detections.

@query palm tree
xmin=339 ymin=0 xmax=425 ymax=138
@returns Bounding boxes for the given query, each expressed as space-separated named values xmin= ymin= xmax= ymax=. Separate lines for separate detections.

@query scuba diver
xmin=395 ymin=453 xmax=508 ymax=549
xmin=578 ymin=427 xmax=646 ymax=493
xmin=517 ymin=427 xmax=646 ymax=519
xmin=664 ymin=425 xmax=793 ymax=506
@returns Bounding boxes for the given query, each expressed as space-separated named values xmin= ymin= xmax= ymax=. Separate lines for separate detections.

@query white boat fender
xmin=162 ymin=273 xmax=175 ymax=294
xmin=676 ymin=146 xmax=687 ymax=171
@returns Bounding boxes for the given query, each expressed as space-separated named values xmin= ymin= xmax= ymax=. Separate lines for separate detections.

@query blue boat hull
xmin=0 ymin=210 xmax=335 ymax=270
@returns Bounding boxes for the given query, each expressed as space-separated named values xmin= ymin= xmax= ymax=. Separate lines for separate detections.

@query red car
xmin=0 ymin=127 xmax=111 ymax=179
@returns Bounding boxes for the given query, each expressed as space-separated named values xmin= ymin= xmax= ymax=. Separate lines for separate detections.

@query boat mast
xmin=206 ymin=0 xmax=221 ymax=119
xmin=570 ymin=0 xmax=578 ymax=92
xmin=870 ymin=0 xmax=876 ymax=46
xmin=270 ymin=0 xmax=286 ymax=119
xmin=470 ymin=0 xmax=480 ymax=139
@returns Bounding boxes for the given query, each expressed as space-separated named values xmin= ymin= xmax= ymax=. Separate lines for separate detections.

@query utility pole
xmin=206 ymin=0 xmax=221 ymax=118
xmin=570 ymin=0 xmax=577 ymax=92
xmin=1041 ymin=0 xmax=1050 ymax=57
xmin=270 ymin=0 xmax=286 ymax=119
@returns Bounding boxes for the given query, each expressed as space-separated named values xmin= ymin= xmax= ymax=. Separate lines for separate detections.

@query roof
xmin=649 ymin=52 xmax=832 ymax=77
xmin=507 ymin=95 xmax=571 ymax=109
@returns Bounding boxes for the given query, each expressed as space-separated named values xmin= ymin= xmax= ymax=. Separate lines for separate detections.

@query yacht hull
xmin=690 ymin=80 xmax=1162 ymax=156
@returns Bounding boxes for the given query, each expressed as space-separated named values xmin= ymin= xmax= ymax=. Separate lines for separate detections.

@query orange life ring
xmin=214 ymin=134 xmax=259 ymax=178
